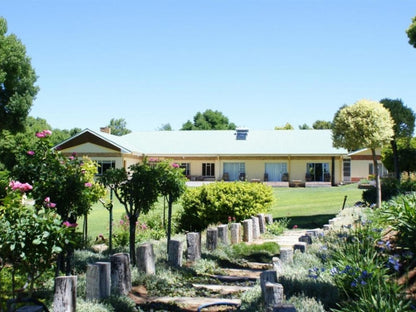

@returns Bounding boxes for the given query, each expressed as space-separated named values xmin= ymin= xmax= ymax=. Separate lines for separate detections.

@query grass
xmin=85 ymin=183 xmax=364 ymax=239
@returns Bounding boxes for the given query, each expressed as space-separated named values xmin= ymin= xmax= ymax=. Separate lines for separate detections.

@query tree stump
xmin=272 ymin=257 xmax=284 ymax=276
xmin=206 ymin=228 xmax=218 ymax=251
xmin=96 ymin=261 xmax=111 ymax=298
xmin=265 ymin=214 xmax=274 ymax=225
xmin=168 ymin=239 xmax=183 ymax=267
xmin=264 ymin=282 xmax=284 ymax=308
xmin=272 ymin=304 xmax=297 ymax=311
xmin=251 ymin=216 xmax=260 ymax=239
xmin=257 ymin=213 xmax=266 ymax=233
xmin=86 ymin=264 xmax=100 ymax=300
xmin=242 ymin=219 xmax=253 ymax=242
xmin=217 ymin=224 xmax=229 ymax=245
xmin=137 ymin=243 xmax=156 ymax=275
xmin=110 ymin=253 xmax=132 ymax=295
xmin=260 ymin=270 xmax=278 ymax=294
xmin=298 ymin=235 xmax=312 ymax=245
xmin=230 ymin=223 xmax=241 ymax=244
xmin=279 ymin=248 xmax=293 ymax=264
xmin=186 ymin=232 xmax=201 ymax=261
xmin=53 ymin=276 xmax=77 ymax=312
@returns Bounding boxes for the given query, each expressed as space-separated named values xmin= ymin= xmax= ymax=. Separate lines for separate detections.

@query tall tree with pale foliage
xmin=332 ymin=99 xmax=394 ymax=208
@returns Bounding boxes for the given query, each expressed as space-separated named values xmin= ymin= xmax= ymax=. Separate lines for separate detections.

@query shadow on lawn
xmin=276 ymin=214 xmax=337 ymax=229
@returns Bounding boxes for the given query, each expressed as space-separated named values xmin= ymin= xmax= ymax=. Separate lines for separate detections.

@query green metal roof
xmin=85 ymin=129 xmax=347 ymax=156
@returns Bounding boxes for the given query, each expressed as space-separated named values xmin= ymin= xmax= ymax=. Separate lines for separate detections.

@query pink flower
xmin=72 ymin=152 xmax=77 ymax=157
xmin=9 ymin=181 xmax=32 ymax=192
xmin=84 ymin=182 xmax=92 ymax=187
xmin=293 ymin=225 xmax=298 ymax=229
xmin=44 ymin=197 xmax=50 ymax=203
xmin=43 ymin=130 xmax=52 ymax=136
xmin=120 ymin=220 xmax=125 ymax=225
xmin=69 ymin=156 xmax=75 ymax=160
xmin=35 ymin=132 xmax=45 ymax=138
xmin=47 ymin=202 xmax=56 ymax=208
xmin=63 ymin=221 xmax=78 ymax=228
xmin=172 ymin=163 xmax=180 ymax=168
xmin=35 ymin=130 xmax=52 ymax=138
xmin=27 ymin=150 xmax=35 ymax=156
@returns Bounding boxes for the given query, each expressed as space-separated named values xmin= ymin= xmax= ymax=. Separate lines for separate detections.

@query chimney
xmin=235 ymin=128 xmax=248 ymax=140
xmin=100 ymin=126 xmax=111 ymax=134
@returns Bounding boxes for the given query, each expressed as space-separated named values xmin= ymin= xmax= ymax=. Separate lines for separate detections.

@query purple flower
xmin=172 ymin=163 xmax=180 ymax=168
xmin=27 ymin=150 xmax=35 ymax=156
xmin=84 ymin=182 xmax=92 ymax=187
xmin=9 ymin=181 xmax=33 ymax=192
xmin=63 ymin=221 xmax=78 ymax=228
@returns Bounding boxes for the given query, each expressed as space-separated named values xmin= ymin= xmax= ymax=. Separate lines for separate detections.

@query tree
xmin=332 ymin=99 xmax=394 ymax=208
xmin=156 ymin=160 xmax=187 ymax=252
xmin=158 ymin=123 xmax=172 ymax=131
xmin=181 ymin=109 xmax=236 ymax=130
xmin=274 ymin=123 xmax=294 ymax=130
xmin=380 ymin=98 xmax=415 ymax=179
xmin=0 ymin=17 xmax=39 ymax=133
xmin=313 ymin=120 xmax=332 ymax=129
xmin=298 ymin=123 xmax=312 ymax=130
xmin=12 ymin=130 xmax=104 ymax=274
xmin=107 ymin=118 xmax=131 ymax=136
xmin=100 ymin=158 xmax=161 ymax=266
xmin=406 ymin=16 xmax=416 ymax=48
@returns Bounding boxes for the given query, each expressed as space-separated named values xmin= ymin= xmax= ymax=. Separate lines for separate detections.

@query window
xmin=369 ymin=163 xmax=387 ymax=177
xmin=306 ymin=163 xmax=330 ymax=182
xmin=343 ymin=159 xmax=351 ymax=181
xmin=180 ymin=163 xmax=190 ymax=176
xmin=223 ymin=163 xmax=245 ymax=181
xmin=265 ymin=163 xmax=287 ymax=181
xmin=96 ymin=160 xmax=116 ymax=175
xmin=202 ymin=163 xmax=215 ymax=177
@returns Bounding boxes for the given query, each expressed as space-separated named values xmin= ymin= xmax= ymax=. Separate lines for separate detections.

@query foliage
xmin=382 ymin=137 xmax=416 ymax=175
xmin=158 ymin=123 xmax=172 ymax=131
xmin=181 ymin=109 xmax=237 ymax=130
xmin=298 ymin=123 xmax=312 ymax=130
xmin=0 ymin=17 xmax=39 ymax=133
xmin=312 ymin=120 xmax=332 ymax=130
xmin=107 ymin=118 xmax=131 ymax=136
xmin=179 ymin=181 xmax=274 ymax=231
xmin=406 ymin=15 xmax=416 ymax=48
xmin=0 ymin=186 xmax=72 ymax=295
xmin=362 ymin=178 xmax=401 ymax=204
xmin=265 ymin=218 xmax=289 ymax=236
xmin=274 ymin=122 xmax=294 ymax=130
xmin=332 ymin=99 xmax=394 ymax=208
xmin=379 ymin=193 xmax=416 ymax=255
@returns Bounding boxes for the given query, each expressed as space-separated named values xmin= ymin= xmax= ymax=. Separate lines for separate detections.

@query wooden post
xmin=110 ymin=253 xmax=132 ymax=295
xmin=272 ymin=304 xmax=297 ymax=311
xmin=86 ymin=264 xmax=100 ymax=300
xmin=279 ymin=247 xmax=293 ymax=264
xmin=136 ymin=243 xmax=156 ymax=275
xmin=230 ymin=223 xmax=241 ymax=244
xmin=186 ymin=232 xmax=201 ymax=262
xmin=264 ymin=282 xmax=284 ymax=308
xmin=242 ymin=219 xmax=253 ymax=242
xmin=53 ymin=276 xmax=77 ymax=312
xmin=217 ymin=224 xmax=229 ymax=245
xmin=168 ymin=239 xmax=183 ymax=268
xmin=257 ymin=213 xmax=266 ymax=234
xmin=265 ymin=214 xmax=274 ymax=225
xmin=260 ymin=270 xmax=278 ymax=294
xmin=251 ymin=216 xmax=260 ymax=239
xmin=96 ymin=262 xmax=111 ymax=298
xmin=272 ymin=257 xmax=284 ymax=276
xmin=206 ymin=228 xmax=218 ymax=251
xmin=298 ymin=235 xmax=312 ymax=245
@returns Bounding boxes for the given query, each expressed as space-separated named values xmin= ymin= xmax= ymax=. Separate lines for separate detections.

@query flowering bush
xmin=0 ymin=183 xmax=72 ymax=296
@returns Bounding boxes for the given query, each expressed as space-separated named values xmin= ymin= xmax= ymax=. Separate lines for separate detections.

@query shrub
xmin=178 ymin=181 xmax=274 ymax=231
xmin=362 ymin=177 xmax=401 ymax=204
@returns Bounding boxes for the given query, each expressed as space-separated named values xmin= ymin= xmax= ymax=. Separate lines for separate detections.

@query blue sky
xmin=2 ymin=1 xmax=416 ymax=131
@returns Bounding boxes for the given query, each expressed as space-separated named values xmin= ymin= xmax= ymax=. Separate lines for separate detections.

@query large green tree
xmin=380 ymin=98 xmax=415 ymax=179
xmin=274 ymin=123 xmax=294 ymax=130
xmin=406 ymin=15 xmax=416 ymax=48
xmin=181 ymin=109 xmax=236 ymax=130
xmin=332 ymin=99 xmax=394 ymax=208
xmin=0 ymin=17 xmax=38 ymax=133
xmin=107 ymin=118 xmax=131 ymax=136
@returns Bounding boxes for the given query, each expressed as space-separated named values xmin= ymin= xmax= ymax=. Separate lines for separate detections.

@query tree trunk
xmin=53 ymin=276 xmax=77 ymax=312
xmin=129 ymin=215 xmax=138 ymax=266
xmin=391 ymin=140 xmax=400 ymax=180
xmin=372 ymin=148 xmax=382 ymax=208
xmin=167 ymin=197 xmax=173 ymax=254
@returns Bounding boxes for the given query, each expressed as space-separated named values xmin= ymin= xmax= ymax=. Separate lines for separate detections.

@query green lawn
xmin=85 ymin=183 xmax=364 ymax=239
xmin=270 ymin=183 xmax=363 ymax=228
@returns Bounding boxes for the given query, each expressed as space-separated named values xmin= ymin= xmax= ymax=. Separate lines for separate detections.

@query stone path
xmin=129 ymin=229 xmax=307 ymax=311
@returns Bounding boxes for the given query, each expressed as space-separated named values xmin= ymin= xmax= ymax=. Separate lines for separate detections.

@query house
xmin=54 ymin=128 xmax=386 ymax=186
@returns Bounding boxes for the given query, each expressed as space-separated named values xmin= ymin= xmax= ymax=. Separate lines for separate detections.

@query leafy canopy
xmin=0 ymin=17 xmax=38 ymax=133
xmin=332 ymin=99 xmax=394 ymax=151
xmin=107 ymin=118 xmax=132 ymax=136
xmin=181 ymin=109 xmax=237 ymax=130
xmin=406 ymin=15 xmax=416 ymax=48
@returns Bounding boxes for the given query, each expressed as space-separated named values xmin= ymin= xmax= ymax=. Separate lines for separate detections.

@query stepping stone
xmin=192 ymin=284 xmax=252 ymax=295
